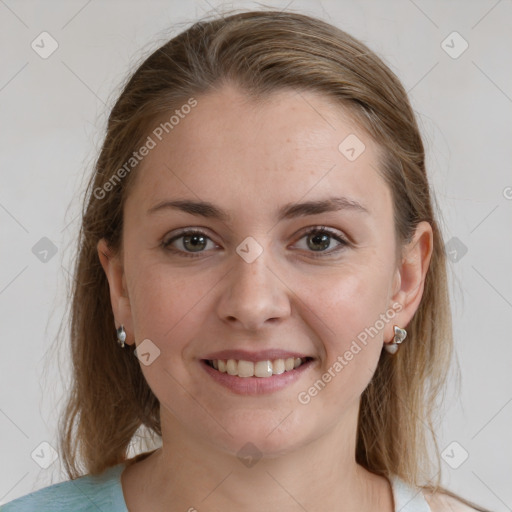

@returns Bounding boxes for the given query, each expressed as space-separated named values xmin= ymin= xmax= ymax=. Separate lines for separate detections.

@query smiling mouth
xmin=203 ymin=357 xmax=314 ymax=378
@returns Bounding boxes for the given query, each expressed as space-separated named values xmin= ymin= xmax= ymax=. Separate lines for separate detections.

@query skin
xmin=98 ymin=83 xmax=433 ymax=512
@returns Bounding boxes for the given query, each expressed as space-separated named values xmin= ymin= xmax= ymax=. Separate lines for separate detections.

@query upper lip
xmin=201 ymin=349 xmax=314 ymax=362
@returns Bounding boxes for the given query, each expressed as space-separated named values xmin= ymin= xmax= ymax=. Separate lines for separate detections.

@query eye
xmin=161 ymin=229 xmax=218 ymax=258
xmin=161 ymin=226 xmax=349 ymax=259
xmin=294 ymin=226 xmax=349 ymax=256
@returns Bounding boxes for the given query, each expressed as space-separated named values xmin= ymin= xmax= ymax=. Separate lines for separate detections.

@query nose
xmin=215 ymin=246 xmax=291 ymax=332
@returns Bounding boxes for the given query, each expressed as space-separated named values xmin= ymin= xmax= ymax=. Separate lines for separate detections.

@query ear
xmin=97 ymin=238 xmax=135 ymax=346
xmin=385 ymin=221 xmax=433 ymax=345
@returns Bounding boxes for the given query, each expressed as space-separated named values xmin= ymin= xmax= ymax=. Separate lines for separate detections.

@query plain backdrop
xmin=0 ymin=0 xmax=511 ymax=510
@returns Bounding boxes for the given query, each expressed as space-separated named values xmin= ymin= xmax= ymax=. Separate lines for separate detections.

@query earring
xmin=116 ymin=325 xmax=127 ymax=348
xmin=384 ymin=325 xmax=407 ymax=354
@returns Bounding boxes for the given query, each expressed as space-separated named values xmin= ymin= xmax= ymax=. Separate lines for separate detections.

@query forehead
xmin=126 ymin=84 xmax=390 ymax=221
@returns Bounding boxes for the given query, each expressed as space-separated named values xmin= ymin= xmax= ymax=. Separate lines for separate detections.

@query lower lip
xmin=200 ymin=359 xmax=315 ymax=395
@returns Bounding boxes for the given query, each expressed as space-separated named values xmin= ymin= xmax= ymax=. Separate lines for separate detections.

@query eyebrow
xmin=147 ymin=196 xmax=369 ymax=222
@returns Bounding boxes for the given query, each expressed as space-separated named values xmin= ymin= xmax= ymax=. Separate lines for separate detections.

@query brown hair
xmin=57 ymin=8 xmax=488 ymax=510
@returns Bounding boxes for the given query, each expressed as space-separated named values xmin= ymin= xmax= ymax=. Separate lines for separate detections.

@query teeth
xmin=272 ymin=358 xmax=285 ymax=374
xmin=226 ymin=359 xmax=238 ymax=375
xmin=255 ymin=360 xmax=272 ymax=378
xmin=209 ymin=357 xmax=308 ymax=378
xmin=238 ymin=360 xmax=255 ymax=378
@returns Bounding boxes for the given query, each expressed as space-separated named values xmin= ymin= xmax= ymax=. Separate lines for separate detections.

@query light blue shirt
xmin=0 ymin=462 xmax=432 ymax=511
xmin=0 ymin=464 xmax=129 ymax=512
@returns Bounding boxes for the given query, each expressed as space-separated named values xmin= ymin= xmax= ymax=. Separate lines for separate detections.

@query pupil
xmin=309 ymin=233 xmax=329 ymax=251
xmin=184 ymin=234 xmax=206 ymax=252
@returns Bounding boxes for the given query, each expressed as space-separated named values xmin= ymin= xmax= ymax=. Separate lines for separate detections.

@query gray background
xmin=0 ymin=0 xmax=511 ymax=510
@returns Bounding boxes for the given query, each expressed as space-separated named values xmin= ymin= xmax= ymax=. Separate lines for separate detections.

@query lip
xmin=201 ymin=349 xmax=313 ymax=362
xmin=199 ymin=357 xmax=316 ymax=395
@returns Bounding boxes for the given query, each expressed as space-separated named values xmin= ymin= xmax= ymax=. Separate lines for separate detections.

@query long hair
xmin=57 ymin=8 xmax=487 ymax=510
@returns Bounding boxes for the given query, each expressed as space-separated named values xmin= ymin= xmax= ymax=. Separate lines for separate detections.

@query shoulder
xmin=0 ymin=464 xmax=126 ymax=512
xmin=1 ymin=478 xmax=88 ymax=512
xmin=423 ymin=489 xmax=483 ymax=512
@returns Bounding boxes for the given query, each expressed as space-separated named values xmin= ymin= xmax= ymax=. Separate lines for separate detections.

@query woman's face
xmin=100 ymin=83 xmax=422 ymax=457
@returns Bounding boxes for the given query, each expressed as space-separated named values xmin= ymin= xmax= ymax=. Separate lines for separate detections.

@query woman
xmin=1 ymin=9 xmax=491 ymax=512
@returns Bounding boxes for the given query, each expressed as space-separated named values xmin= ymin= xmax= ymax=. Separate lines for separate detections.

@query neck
xmin=122 ymin=403 xmax=394 ymax=511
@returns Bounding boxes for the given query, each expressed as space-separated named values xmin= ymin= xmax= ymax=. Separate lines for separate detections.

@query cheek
xmin=308 ymin=260 xmax=391 ymax=339
xmin=125 ymin=263 xmax=211 ymax=403
xmin=127 ymin=264 xmax=203 ymax=343
xmin=295 ymin=261 xmax=392 ymax=396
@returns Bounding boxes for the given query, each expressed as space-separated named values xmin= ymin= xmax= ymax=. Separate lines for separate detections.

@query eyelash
xmin=161 ymin=226 xmax=349 ymax=259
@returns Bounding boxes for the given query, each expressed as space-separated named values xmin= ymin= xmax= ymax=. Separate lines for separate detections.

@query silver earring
xmin=116 ymin=325 xmax=126 ymax=348
xmin=384 ymin=325 xmax=407 ymax=354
